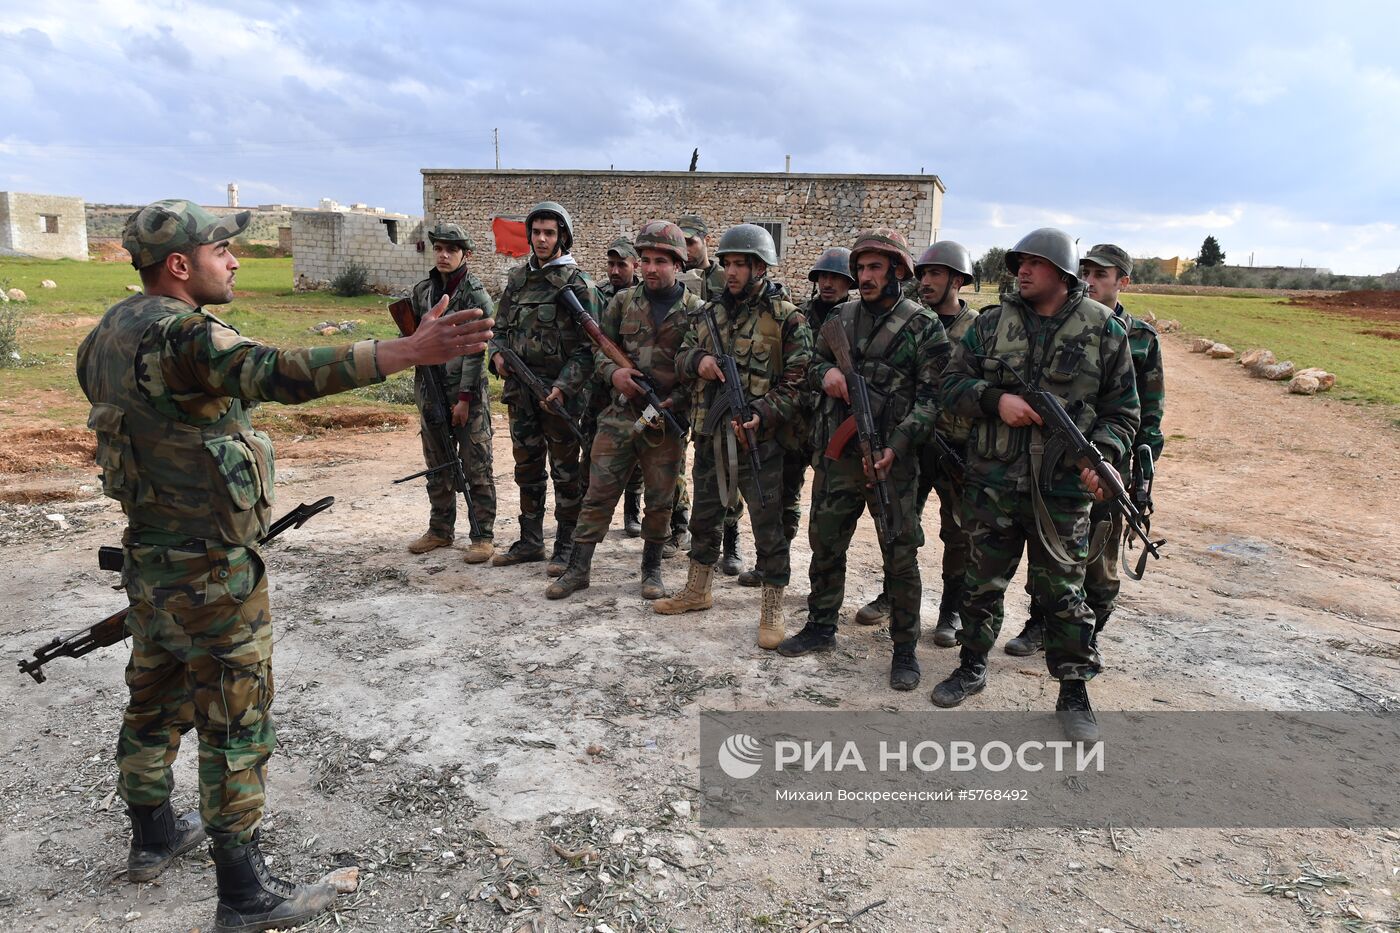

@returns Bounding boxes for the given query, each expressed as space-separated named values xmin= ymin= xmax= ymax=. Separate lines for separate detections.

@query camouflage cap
xmin=123 ymin=199 xmax=251 ymax=270
xmin=428 ymin=222 xmax=474 ymax=251
xmin=1082 ymin=243 xmax=1133 ymax=277
xmin=606 ymin=236 xmax=640 ymax=260
xmin=676 ymin=214 xmax=709 ymax=238
xmin=633 ymin=221 xmax=688 ymax=263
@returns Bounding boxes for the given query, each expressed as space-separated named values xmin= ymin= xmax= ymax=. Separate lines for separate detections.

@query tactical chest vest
xmin=79 ymin=295 xmax=274 ymax=546
xmin=839 ymin=296 xmax=924 ymax=419
xmin=502 ymin=264 xmax=589 ymax=377
xmin=612 ymin=286 xmax=699 ymax=408
xmin=690 ymin=288 xmax=787 ymax=436
xmin=937 ymin=303 xmax=979 ymax=443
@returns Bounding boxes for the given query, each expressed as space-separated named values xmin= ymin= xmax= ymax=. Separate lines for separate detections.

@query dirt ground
xmin=2 ymin=336 xmax=1399 ymax=932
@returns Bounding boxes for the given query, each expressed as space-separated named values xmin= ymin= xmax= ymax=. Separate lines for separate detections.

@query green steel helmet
xmin=849 ymin=228 xmax=915 ymax=280
xmin=1082 ymin=243 xmax=1133 ymax=277
xmin=633 ymin=220 xmax=688 ymax=264
xmin=808 ymin=247 xmax=855 ymax=284
xmin=676 ymin=214 xmax=709 ymax=238
xmin=1006 ymin=227 xmax=1078 ymax=278
xmin=525 ymin=200 xmax=575 ymax=252
xmin=606 ymin=236 xmax=639 ymax=261
xmin=915 ymin=240 xmax=974 ymax=280
xmin=427 ymin=222 xmax=474 ymax=251
xmin=716 ymin=223 xmax=779 ymax=267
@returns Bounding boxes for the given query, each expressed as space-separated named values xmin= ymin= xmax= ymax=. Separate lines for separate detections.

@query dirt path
xmin=1 ymin=336 xmax=1398 ymax=932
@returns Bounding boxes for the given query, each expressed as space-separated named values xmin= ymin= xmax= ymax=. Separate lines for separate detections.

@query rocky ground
xmin=1 ymin=334 xmax=1398 ymax=932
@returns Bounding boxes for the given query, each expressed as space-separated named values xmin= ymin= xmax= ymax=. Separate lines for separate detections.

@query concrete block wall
xmin=421 ymin=169 xmax=944 ymax=291
xmin=0 ymin=191 xmax=88 ymax=260
xmin=291 ymin=209 xmax=426 ymax=292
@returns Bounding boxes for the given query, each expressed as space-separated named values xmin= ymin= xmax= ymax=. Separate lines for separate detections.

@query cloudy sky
xmin=3 ymin=0 xmax=1398 ymax=274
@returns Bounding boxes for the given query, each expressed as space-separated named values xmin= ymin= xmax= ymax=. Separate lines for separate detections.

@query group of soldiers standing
xmin=402 ymin=200 xmax=1166 ymax=730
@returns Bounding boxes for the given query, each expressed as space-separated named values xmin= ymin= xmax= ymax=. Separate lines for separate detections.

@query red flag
xmin=492 ymin=216 xmax=529 ymax=257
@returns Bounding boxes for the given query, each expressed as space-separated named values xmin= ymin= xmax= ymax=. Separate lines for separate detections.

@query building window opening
xmin=749 ymin=219 xmax=785 ymax=259
xmin=381 ymin=218 xmax=399 ymax=244
xmin=40 ymin=214 xmax=59 ymax=234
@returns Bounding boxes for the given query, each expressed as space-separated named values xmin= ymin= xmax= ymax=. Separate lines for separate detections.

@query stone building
xmin=421 ymin=169 xmax=945 ymax=290
xmin=0 ymin=191 xmax=88 ymax=261
xmin=291 ymin=201 xmax=425 ymax=292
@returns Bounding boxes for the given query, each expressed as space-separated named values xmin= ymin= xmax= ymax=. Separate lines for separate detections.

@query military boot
xmin=623 ymin=488 xmax=642 ymax=538
xmin=1004 ymin=608 xmax=1045 ymax=656
xmin=758 ymin=584 xmax=786 ymax=650
xmin=463 ymin=539 xmax=495 ymax=564
xmin=1056 ymin=680 xmax=1100 ymax=743
xmin=546 ymin=523 xmax=575 ymax=578
xmin=546 ymin=542 xmax=595 ymax=600
xmin=491 ymin=514 xmax=545 ymax=567
xmin=718 ymin=523 xmax=743 ymax=576
xmin=776 ymin=620 xmax=836 ymax=657
xmin=736 ymin=564 xmax=762 ymax=587
xmin=854 ymin=592 xmax=891 ymax=627
xmin=639 ymin=541 xmax=667 ymax=599
xmin=889 ymin=642 xmax=921 ymax=692
xmin=931 ymin=580 xmax=963 ymax=648
xmin=664 ymin=505 xmax=691 ymax=558
xmin=127 ymin=800 xmax=206 ymax=882
xmin=653 ymin=560 xmax=714 ymax=614
xmin=407 ymin=531 xmax=452 ymax=554
xmin=930 ymin=648 xmax=988 ymax=708
xmin=211 ymin=838 xmax=337 ymax=933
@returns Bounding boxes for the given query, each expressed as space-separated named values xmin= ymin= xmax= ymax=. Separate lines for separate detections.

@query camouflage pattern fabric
xmin=679 ymin=258 xmax=727 ymax=303
xmin=122 ymin=199 xmax=251 ymax=270
xmin=597 ymin=274 xmax=640 ymax=307
xmin=690 ymin=439 xmax=791 ymax=584
xmin=919 ymin=451 xmax=969 ymax=588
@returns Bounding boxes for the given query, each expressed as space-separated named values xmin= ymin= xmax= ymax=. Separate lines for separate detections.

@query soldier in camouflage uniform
xmin=488 ymin=201 xmax=602 ymax=577
xmin=80 ymin=200 xmax=491 ymax=932
xmin=856 ymin=241 xmax=978 ymax=650
xmin=678 ymin=213 xmax=745 ymax=574
xmin=736 ymin=247 xmax=851 ymax=587
xmin=547 ymin=221 xmax=700 ymax=601
xmin=655 ymin=224 xmax=812 ymax=652
xmin=588 ymin=237 xmax=643 ymax=533
xmin=779 ymin=230 xmax=950 ymax=693
xmin=405 ymin=223 xmax=497 ymax=563
xmin=930 ymin=228 xmax=1140 ymax=742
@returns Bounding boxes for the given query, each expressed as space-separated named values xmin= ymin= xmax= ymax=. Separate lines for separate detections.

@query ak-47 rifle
xmin=388 ymin=297 xmax=483 ymax=539
xmin=696 ymin=302 xmax=769 ymax=507
xmin=820 ymin=318 xmax=902 ymax=546
xmin=18 ymin=497 xmax=335 ymax=684
xmin=556 ymin=287 xmax=688 ymax=439
xmin=1123 ymin=443 xmax=1157 ymax=578
xmin=980 ymin=356 xmax=1165 ymax=579
xmin=492 ymin=346 xmax=584 ymax=442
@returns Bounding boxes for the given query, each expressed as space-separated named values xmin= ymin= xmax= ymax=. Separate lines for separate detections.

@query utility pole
xmin=493 ymin=128 xmax=500 ymax=170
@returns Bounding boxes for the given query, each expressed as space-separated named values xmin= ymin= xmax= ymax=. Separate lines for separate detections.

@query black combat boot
xmin=545 ymin=541 xmax=595 ymax=600
xmin=1004 ymin=607 xmax=1045 ymax=656
xmin=1056 ymin=680 xmax=1100 ymax=743
xmin=718 ymin=522 xmax=744 ymax=576
xmin=127 ymin=800 xmax=206 ymax=882
xmin=931 ymin=580 xmax=963 ymax=648
xmin=211 ymin=839 xmax=337 ymax=933
xmin=546 ymin=523 xmax=575 ymax=578
xmin=776 ymin=621 xmax=837 ymax=657
xmin=491 ymin=513 xmax=546 ymax=566
xmin=639 ymin=541 xmax=667 ymax=599
xmin=665 ymin=504 xmax=691 ymax=558
xmin=889 ymin=642 xmax=921 ymax=691
xmin=623 ymin=488 xmax=642 ymax=538
xmin=854 ymin=592 xmax=891 ymax=626
xmin=930 ymin=648 xmax=988 ymax=708
xmin=735 ymin=564 xmax=762 ymax=587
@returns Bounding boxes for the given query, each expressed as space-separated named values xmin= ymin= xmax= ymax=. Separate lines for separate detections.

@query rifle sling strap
xmin=1028 ymin=428 xmax=1086 ymax=568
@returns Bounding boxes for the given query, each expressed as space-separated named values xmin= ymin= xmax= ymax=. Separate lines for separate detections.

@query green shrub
xmin=0 ymin=303 xmax=20 ymax=367
xmin=331 ymin=263 xmax=371 ymax=297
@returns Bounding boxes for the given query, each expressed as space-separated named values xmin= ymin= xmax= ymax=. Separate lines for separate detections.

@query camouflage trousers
xmin=116 ymin=538 xmax=275 ymax=850
xmin=583 ymin=401 xmax=690 ymax=520
xmin=807 ymin=454 xmax=924 ymax=644
xmin=959 ymin=484 xmax=1102 ymax=681
xmin=917 ymin=445 xmax=970 ymax=587
xmin=420 ymin=397 xmax=495 ymax=541
xmin=506 ymin=398 xmax=583 ymax=527
xmin=690 ymin=435 xmax=790 ymax=585
xmin=777 ymin=445 xmax=809 ymax=542
xmin=575 ymin=411 xmax=684 ymax=544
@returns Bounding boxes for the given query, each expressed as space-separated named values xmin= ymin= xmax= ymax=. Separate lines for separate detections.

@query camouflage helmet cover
xmin=633 ymin=220 xmax=688 ymax=263
xmin=606 ymin=236 xmax=639 ymax=261
xmin=525 ymin=200 xmax=575 ymax=251
xmin=123 ymin=199 xmax=251 ymax=270
xmin=427 ymin=222 xmax=474 ymax=252
xmin=808 ymin=246 xmax=855 ymax=283
xmin=716 ymin=223 xmax=779 ymax=267
xmin=849 ymin=227 xmax=915 ymax=280
xmin=1006 ymin=227 xmax=1078 ymax=278
xmin=914 ymin=240 xmax=975 ymax=280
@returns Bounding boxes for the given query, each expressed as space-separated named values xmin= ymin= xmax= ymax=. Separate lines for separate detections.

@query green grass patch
xmin=1126 ymin=293 xmax=1400 ymax=410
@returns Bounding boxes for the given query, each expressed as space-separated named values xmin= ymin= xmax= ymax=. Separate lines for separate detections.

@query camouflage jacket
xmin=488 ymin=255 xmax=600 ymax=403
xmin=597 ymin=274 xmax=640 ymax=307
xmin=409 ymin=265 xmax=494 ymax=400
xmin=1116 ymin=303 xmax=1165 ymax=460
xmin=942 ymin=285 xmax=1140 ymax=500
xmin=934 ymin=300 xmax=980 ymax=446
xmin=678 ymin=278 xmax=812 ymax=442
xmin=595 ymin=283 xmax=701 ymax=421
xmin=809 ymin=296 xmax=950 ymax=462
xmin=680 ymin=258 xmax=726 ymax=302
xmin=76 ymin=294 xmax=383 ymax=546
xmin=800 ymin=295 xmax=848 ymax=334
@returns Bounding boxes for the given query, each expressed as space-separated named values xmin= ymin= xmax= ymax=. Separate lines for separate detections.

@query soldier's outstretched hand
xmin=377 ymin=297 xmax=493 ymax=375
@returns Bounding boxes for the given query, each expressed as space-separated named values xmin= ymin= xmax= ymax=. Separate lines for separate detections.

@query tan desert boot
xmin=463 ymin=540 xmax=495 ymax=564
xmin=758 ymin=584 xmax=786 ymax=650
xmin=408 ymin=532 xmax=452 ymax=554
xmin=652 ymin=559 xmax=714 ymax=615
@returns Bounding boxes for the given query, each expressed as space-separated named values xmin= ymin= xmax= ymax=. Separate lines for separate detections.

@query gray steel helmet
xmin=715 ymin=223 xmax=779 ymax=267
xmin=525 ymin=200 xmax=575 ymax=252
xmin=427 ymin=222 xmax=474 ymax=252
xmin=915 ymin=240 xmax=974 ymax=279
xmin=808 ymin=246 xmax=855 ymax=284
xmin=1006 ymin=227 xmax=1077 ymax=278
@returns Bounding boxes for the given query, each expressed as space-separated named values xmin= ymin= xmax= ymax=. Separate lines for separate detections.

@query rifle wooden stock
xmin=388 ymin=298 xmax=417 ymax=337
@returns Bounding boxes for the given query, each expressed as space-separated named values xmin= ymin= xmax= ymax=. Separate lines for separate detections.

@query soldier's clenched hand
xmin=1080 ymin=463 xmax=1121 ymax=502
xmin=823 ymin=368 xmax=849 ymax=403
xmin=863 ymin=447 xmax=895 ymax=483
xmin=997 ymin=394 xmax=1042 ymax=428
xmin=611 ymin=367 xmax=645 ymax=399
xmin=543 ymin=386 xmax=566 ymax=412
xmin=451 ymin=398 xmax=471 ymax=426
xmin=697 ymin=355 xmax=725 ymax=383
